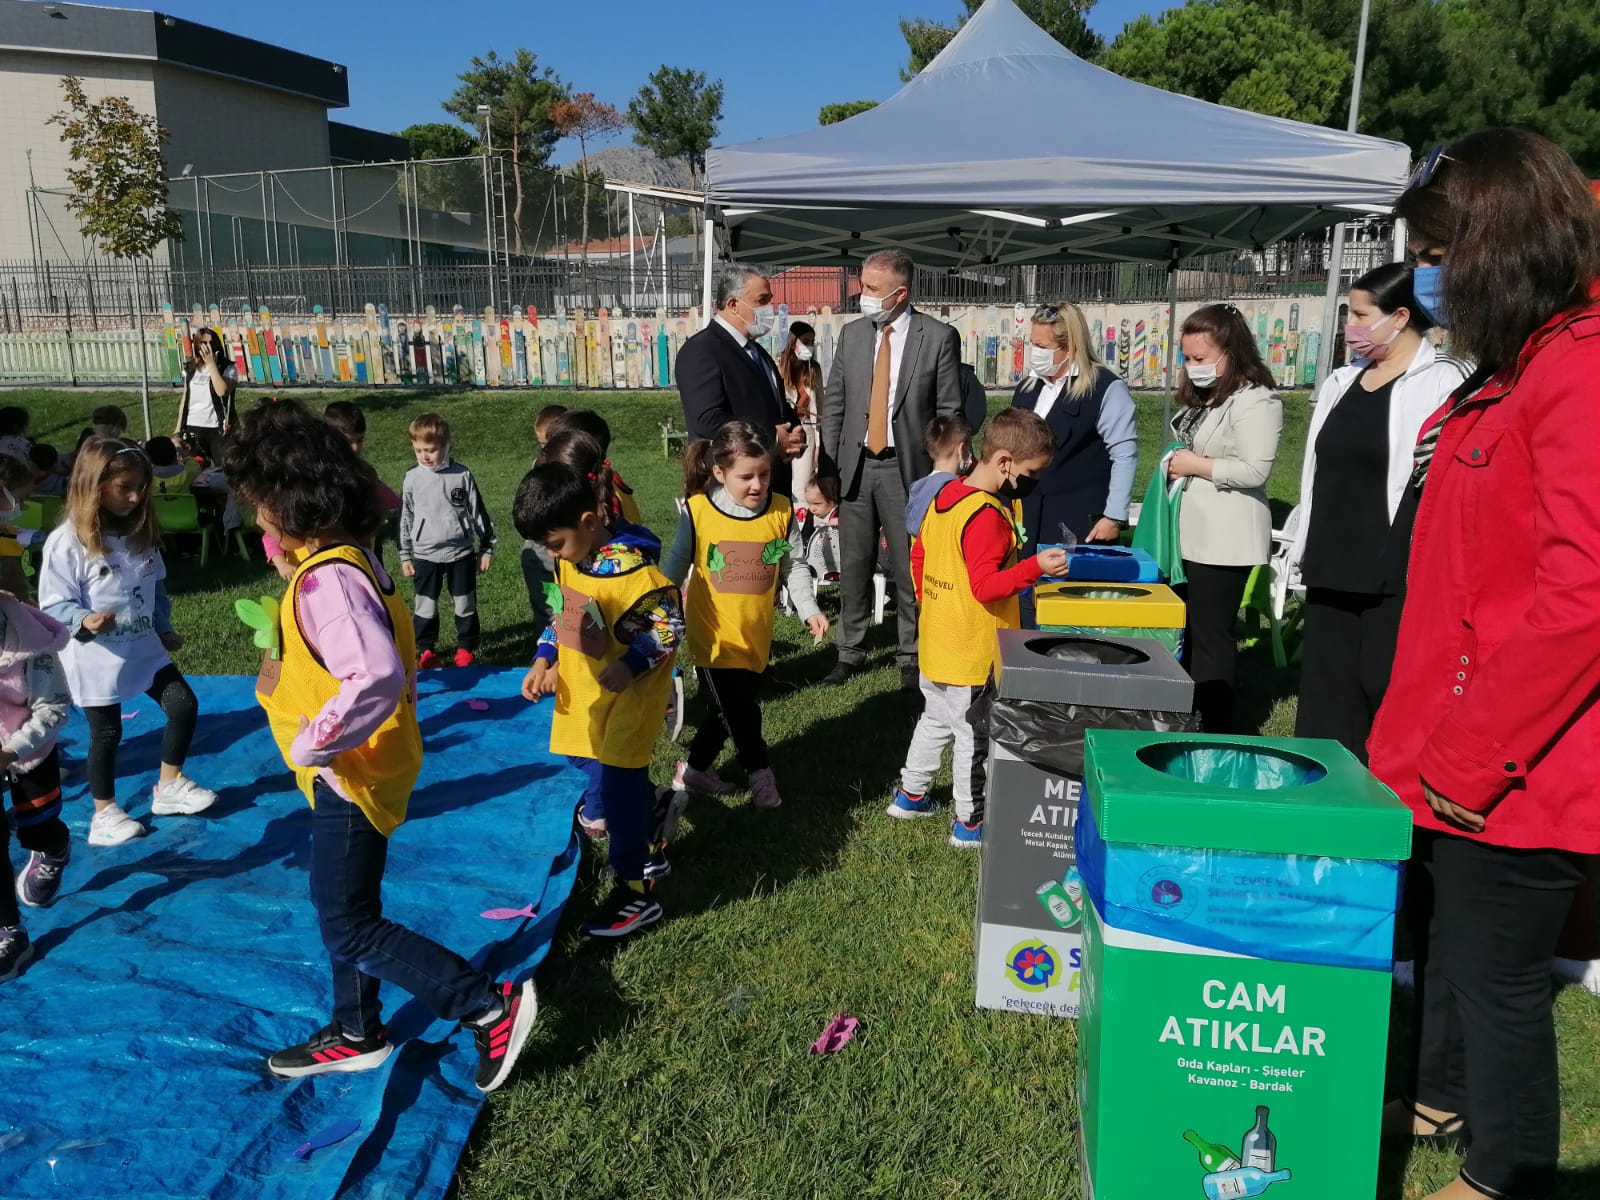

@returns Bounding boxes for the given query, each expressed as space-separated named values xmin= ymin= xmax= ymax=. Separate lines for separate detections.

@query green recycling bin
xmin=1075 ymin=731 xmax=1411 ymax=1200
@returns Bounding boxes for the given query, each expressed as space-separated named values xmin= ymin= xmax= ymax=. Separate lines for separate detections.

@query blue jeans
xmin=567 ymin=756 xmax=652 ymax=883
xmin=310 ymin=780 xmax=497 ymax=1037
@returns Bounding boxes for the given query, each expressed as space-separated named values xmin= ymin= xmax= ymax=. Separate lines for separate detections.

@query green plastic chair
xmin=153 ymin=493 xmax=213 ymax=565
xmin=13 ymin=501 xmax=42 ymax=531
xmin=231 ymin=504 xmax=260 ymax=560
xmin=34 ymin=495 xmax=61 ymax=531
xmin=1239 ymin=563 xmax=1289 ymax=669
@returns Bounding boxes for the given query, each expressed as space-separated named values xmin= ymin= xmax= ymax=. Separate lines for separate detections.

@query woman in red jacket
xmin=1370 ymin=128 xmax=1600 ymax=1200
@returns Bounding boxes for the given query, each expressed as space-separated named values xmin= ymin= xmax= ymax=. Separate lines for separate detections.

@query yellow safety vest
xmin=918 ymin=483 xmax=1022 ymax=687
xmin=550 ymin=556 xmax=677 ymax=768
xmin=685 ymin=492 xmax=791 ymax=672
xmin=256 ymin=543 xmax=422 ymax=837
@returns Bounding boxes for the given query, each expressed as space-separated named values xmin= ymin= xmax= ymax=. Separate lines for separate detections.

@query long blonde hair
xmin=1031 ymin=300 xmax=1103 ymax=400
xmin=67 ymin=437 xmax=159 ymax=556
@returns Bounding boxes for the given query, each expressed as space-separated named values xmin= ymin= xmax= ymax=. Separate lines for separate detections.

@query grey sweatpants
xmin=899 ymin=674 xmax=990 ymax=824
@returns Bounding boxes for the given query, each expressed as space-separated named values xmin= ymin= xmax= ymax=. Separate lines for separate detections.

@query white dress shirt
xmin=862 ymin=306 xmax=913 ymax=449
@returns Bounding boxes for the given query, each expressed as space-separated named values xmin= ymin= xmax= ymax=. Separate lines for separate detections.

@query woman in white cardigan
xmin=1167 ymin=304 xmax=1283 ymax=733
xmin=1290 ymin=264 xmax=1469 ymax=760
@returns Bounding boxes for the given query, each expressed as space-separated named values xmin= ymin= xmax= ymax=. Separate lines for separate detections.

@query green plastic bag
xmin=1131 ymin=442 xmax=1186 ymax=586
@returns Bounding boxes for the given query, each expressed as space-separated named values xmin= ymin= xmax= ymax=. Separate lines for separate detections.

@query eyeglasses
xmin=1410 ymin=145 xmax=1454 ymax=190
xmin=1032 ymin=304 xmax=1062 ymax=321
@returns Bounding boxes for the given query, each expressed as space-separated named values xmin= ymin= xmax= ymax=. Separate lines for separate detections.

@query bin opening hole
xmin=1136 ymin=742 xmax=1329 ymax=790
xmin=1024 ymin=636 xmax=1151 ymax=666
xmin=1050 ymin=585 xmax=1152 ymax=600
xmin=1070 ymin=546 xmax=1132 ymax=559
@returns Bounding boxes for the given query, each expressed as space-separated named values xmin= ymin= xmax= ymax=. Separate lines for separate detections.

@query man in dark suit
xmin=676 ymin=266 xmax=805 ymax=495
xmin=819 ymin=249 xmax=962 ymax=689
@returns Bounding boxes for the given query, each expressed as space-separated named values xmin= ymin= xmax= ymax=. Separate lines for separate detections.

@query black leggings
xmin=83 ymin=663 xmax=198 ymax=800
xmin=687 ymin=667 xmax=768 ymax=773
xmin=1177 ymin=560 xmax=1254 ymax=734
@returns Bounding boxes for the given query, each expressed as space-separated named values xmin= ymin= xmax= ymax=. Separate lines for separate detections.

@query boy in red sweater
xmin=886 ymin=408 xmax=1067 ymax=846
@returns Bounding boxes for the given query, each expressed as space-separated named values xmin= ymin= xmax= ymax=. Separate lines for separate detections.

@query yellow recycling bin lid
xmin=1033 ymin=581 xmax=1185 ymax=629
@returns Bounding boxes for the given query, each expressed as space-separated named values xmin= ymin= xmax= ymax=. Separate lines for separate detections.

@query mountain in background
xmin=572 ymin=146 xmax=696 ymax=191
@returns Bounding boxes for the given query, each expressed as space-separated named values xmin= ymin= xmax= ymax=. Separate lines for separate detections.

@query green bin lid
xmin=1083 ymin=730 xmax=1413 ymax=862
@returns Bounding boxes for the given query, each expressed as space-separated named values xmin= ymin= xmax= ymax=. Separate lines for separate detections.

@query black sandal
xmin=1385 ymin=1098 xmax=1471 ymax=1152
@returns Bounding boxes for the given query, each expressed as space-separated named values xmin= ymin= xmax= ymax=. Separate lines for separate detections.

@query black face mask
xmin=1000 ymin=471 xmax=1040 ymax=502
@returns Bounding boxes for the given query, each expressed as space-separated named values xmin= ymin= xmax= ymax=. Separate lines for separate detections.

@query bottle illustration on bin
xmin=1036 ymin=867 xmax=1085 ymax=930
xmin=1184 ymin=1106 xmax=1292 ymax=1199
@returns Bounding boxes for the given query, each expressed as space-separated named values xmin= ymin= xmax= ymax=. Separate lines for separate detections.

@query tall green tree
xmin=443 ymin=50 xmax=567 ymax=254
xmin=398 ymin=121 xmax=477 ymax=160
xmin=1100 ymin=2 xmax=1351 ymax=125
xmin=901 ymin=0 xmax=1101 ymax=79
xmin=819 ymin=100 xmax=880 ymax=125
xmin=628 ymin=66 xmax=724 ymax=189
xmin=49 ymin=75 xmax=183 ymax=434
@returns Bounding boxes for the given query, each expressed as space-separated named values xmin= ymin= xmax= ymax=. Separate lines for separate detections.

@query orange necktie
xmin=867 ymin=325 xmax=893 ymax=454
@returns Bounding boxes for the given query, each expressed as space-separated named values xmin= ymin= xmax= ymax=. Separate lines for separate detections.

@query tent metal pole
xmin=1392 ymin=218 xmax=1407 ymax=263
xmin=1313 ymin=0 xmax=1373 ymax=394
xmin=1162 ymin=262 xmax=1179 ymax=435
xmin=700 ymin=208 xmax=714 ymax=327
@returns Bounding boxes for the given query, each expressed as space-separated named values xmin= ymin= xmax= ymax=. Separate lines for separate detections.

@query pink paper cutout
xmin=480 ymin=904 xmax=539 ymax=921
xmin=808 ymin=1013 xmax=860 ymax=1055
xmin=466 ymin=699 xmax=490 ymax=712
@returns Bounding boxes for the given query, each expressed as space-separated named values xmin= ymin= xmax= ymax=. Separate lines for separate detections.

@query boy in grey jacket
xmin=399 ymin=412 xmax=496 ymax=668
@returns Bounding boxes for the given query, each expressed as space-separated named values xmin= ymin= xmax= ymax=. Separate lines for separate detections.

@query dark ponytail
xmin=683 ymin=421 xmax=772 ymax=496
xmin=536 ymin=429 xmax=619 ymax=521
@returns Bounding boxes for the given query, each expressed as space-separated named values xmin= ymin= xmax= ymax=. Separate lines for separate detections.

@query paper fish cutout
xmin=466 ymin=699 xmax=490 ymax=712
xmin=289 ymin=1118 xmax=360 ymax=1160
xmin=480 ymin=904 xmax=539 ymax=921
xmin=808 ymin=1013 xmax=860 ymax=1055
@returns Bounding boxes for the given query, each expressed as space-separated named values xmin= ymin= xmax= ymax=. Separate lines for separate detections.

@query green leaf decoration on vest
xmin=706 ymin=542 xmax=727 ymax=579
xmin=543 ymin=581 xmax=564 ymax=616
xmin=234 ymin=595 xmax=282 ymax=660
xmin=760 ymin=537 xmax=791 ymax=566
xmin=581 ymin=598 xmax=604 ymax=632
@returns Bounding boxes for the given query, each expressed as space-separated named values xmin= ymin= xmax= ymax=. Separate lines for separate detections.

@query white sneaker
xmin=88 ymin=804 xmax=146 ymax=847
xmin=1393 ymin=959 xmax=1416 ymax=989
xmin=151 ymin=776 xmax=218 ymax=816
xmin=749 ymin=767 xmax=782 ymax=810
xmin=1553 ymin=957 xmax=1600 ymax=996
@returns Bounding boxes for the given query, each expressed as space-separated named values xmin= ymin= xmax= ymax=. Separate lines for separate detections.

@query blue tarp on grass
xmin=0 ymin=669 xmax=579 ymax=1200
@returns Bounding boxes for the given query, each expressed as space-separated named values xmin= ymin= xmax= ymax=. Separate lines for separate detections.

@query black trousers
xmin=1405 ymin=829 xmax=1591 ymax=1198
xmin=82 ymin=662 xmax=198 ymax=800
xmin=1177 ymin=560 xmax=1253 ymax=734
xmin=1294 ymin=587 xmax=1405 ymax=762
xmin=0 ymin=750 xmax=67 ymax=928
xmin=412 ymin=555 xmax=480 ymax=652
xmin=687 ymin=667 xmax=768 ymax=773
xmin=180 ymin=425 xmax=226 ymax=468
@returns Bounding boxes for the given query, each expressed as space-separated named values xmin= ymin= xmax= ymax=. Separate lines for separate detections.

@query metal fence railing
xmin=0 ymin=223 xmax=1395 ymax=330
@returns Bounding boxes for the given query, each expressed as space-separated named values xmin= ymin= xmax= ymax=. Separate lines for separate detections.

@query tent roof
xmin=705 ymin=0 xmax=1411 ymax=267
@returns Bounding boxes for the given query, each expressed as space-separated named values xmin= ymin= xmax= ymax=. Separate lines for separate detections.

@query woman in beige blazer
xmin=1166 ymin=303 xmax=1283 ymax=732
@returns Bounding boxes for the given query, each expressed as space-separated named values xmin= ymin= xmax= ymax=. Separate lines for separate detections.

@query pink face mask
xmin=1344 ymin=313 xmax=1400 ymax=361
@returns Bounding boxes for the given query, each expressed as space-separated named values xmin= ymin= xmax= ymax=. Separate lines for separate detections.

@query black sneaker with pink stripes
xmin=467 ymin=978 xmax=539 ymax=1094
xmin=267 ymin=1022 xmax=393 ymax=1078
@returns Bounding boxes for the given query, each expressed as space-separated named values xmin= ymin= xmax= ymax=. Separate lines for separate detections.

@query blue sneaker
xmin=947 ymin=820 xmax=983 ymax=848
xmin=885 ymin=789 xmax=937 ymax=819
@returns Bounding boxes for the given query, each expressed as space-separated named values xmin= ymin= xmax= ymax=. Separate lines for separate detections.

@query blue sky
xmin=108 ymin=0 xmax=1165 ymax=159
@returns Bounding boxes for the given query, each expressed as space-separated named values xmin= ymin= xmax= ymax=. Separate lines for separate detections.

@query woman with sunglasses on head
xmin=174 ymin=327 xmax=237 ymax=467
xmin=1290 ymin=263 xmax=1469 ymax=761
xmin=1368 ymin=129 xmax=1600 ymax=1200
xmin=778 ymin=321 xmax=823 ymax=505
xmin=1012 ymin=301 xmax=1138 ymax=551
xmin=1166 ymin=303 xmax=1282 ymax=733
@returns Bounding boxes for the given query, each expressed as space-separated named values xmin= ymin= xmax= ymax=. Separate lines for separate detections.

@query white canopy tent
xmin=693 ymin=0 xmax=1412 ymax=411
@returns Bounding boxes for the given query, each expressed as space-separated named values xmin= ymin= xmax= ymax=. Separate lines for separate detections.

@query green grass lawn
xmin=12 ymin=385 xmax=1598 ymax=1199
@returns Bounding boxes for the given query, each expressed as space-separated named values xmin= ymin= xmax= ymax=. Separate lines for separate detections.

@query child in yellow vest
xmin=887 ymin=409 xmax=1067 ymax=846
xmin=663 ymin=422 xmax=827 ymax=810
xmin=517 ymin=458 xmax=684 ymax=938
xmin=225 ymin=398 xmax=537 ymax=1093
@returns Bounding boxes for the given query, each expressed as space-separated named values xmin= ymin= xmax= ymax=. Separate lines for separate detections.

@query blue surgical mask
xmin=1412 ymin=265 xmax=1448 ymax=326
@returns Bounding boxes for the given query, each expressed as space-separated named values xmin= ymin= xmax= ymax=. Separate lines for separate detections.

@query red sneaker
xmin=454 ymin=648 xmax=475 ymax=668
xmin=419 ymin=649 xmax=442 ymax=669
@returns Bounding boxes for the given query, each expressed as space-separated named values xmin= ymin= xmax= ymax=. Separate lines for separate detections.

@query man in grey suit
xmin=820 ymin=249 xmax=962 ymax=689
